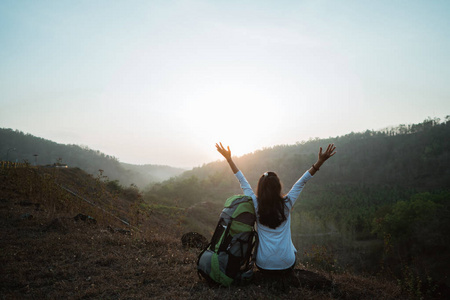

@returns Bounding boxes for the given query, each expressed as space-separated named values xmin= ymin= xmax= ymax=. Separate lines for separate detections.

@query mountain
xmin=0 ymin=128 xmax=185 ymax=188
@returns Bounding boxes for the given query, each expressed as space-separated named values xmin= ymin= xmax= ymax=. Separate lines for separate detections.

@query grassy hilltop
xmin=1 ymin=165 xmax=412 ymax=299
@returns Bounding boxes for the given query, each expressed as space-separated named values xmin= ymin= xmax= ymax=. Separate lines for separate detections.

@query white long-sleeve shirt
xmin=234 ymin=170 xmax=313 ymax=270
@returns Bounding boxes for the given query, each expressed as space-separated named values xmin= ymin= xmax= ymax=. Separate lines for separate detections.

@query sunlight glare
xmin=181 ymin=88 xmax=281 ymax=158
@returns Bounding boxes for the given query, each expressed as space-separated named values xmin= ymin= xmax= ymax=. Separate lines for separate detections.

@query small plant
xmin=397 ymin=264 xmax=437 ymax=300
xmin=303 ymin=244 xmax=337 ymax=275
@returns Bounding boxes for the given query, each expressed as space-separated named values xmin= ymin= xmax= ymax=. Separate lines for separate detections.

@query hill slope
xmin=0 ymin=128 xmax=185 ymax=188
xmin=0 ymin=165 xmax=412 ymax=299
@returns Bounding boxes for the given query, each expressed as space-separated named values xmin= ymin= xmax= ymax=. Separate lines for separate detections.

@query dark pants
xmin=256 ymin=261 xmax=299 ymax=290
xmin=256 ymin=261 xmax=296 ymax=275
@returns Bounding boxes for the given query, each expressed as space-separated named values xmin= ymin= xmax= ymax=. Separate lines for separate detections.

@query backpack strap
xmin=242 ymin=229 xmax=258 ymax=270
xmin=218 ymin=217 xmax=233 ymax=252
xmin=210 ymin=217 xmax=225 ymax=250
xmin=251 ymin=229 xmax=259 ymax=264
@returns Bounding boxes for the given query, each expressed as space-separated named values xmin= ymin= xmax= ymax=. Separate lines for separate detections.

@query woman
xmin=216 ymin=142 xmax=336 ymax=272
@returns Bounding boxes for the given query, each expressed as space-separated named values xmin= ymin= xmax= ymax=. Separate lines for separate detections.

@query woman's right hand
xmin=216 ymin=142 xmax=232 ymax=161
xmin=216 ymin=142 xmax=239 ymax=174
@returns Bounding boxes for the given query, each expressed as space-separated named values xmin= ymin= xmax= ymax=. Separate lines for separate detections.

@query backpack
xmin=197 ymin=195 xmax=258 ymax=286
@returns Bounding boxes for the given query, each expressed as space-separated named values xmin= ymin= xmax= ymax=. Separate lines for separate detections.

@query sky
xmin=1 ymin=0 xmax=449 ymax=168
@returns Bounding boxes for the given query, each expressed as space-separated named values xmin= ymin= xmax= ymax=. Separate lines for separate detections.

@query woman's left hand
xmin=318 ymin=143 xmax=336 ymax=163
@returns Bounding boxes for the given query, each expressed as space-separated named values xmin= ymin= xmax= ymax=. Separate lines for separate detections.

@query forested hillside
xmin=146 ymin=117 xmax=449 ymax=207
xmin=0 ymin=128 xmax=184 ymax=188
xmin=145 ymin=117 xmax=450 ymax=293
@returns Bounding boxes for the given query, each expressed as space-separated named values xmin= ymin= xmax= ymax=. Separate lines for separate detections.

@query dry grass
xmin=0 ymin=167 xmax=411 ymax=299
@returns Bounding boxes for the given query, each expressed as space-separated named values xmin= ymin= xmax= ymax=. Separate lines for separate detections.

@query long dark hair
xmin=256 ymin=171 xmax=287 ymax=229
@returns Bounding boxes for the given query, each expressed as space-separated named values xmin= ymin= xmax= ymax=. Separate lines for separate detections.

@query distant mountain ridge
xmin=2 ymin=116 xmax=449 ymax=191
xmin=0 ymin=128 xmax=185 ymax=188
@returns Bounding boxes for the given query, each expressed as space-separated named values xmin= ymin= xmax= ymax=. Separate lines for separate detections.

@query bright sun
xmin=182 ymin=88 xmax=283 ymax=157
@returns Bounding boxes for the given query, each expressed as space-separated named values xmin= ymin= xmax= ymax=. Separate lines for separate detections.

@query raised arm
xmin=308 ymin=143 xmax=336 ymax=176
xmin=215 ymin=142 xmax=239 ymax=174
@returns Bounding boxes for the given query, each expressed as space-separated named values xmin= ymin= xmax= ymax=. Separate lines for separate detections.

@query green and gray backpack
xmin=197 ymin=195 xmax=258 ymax=286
